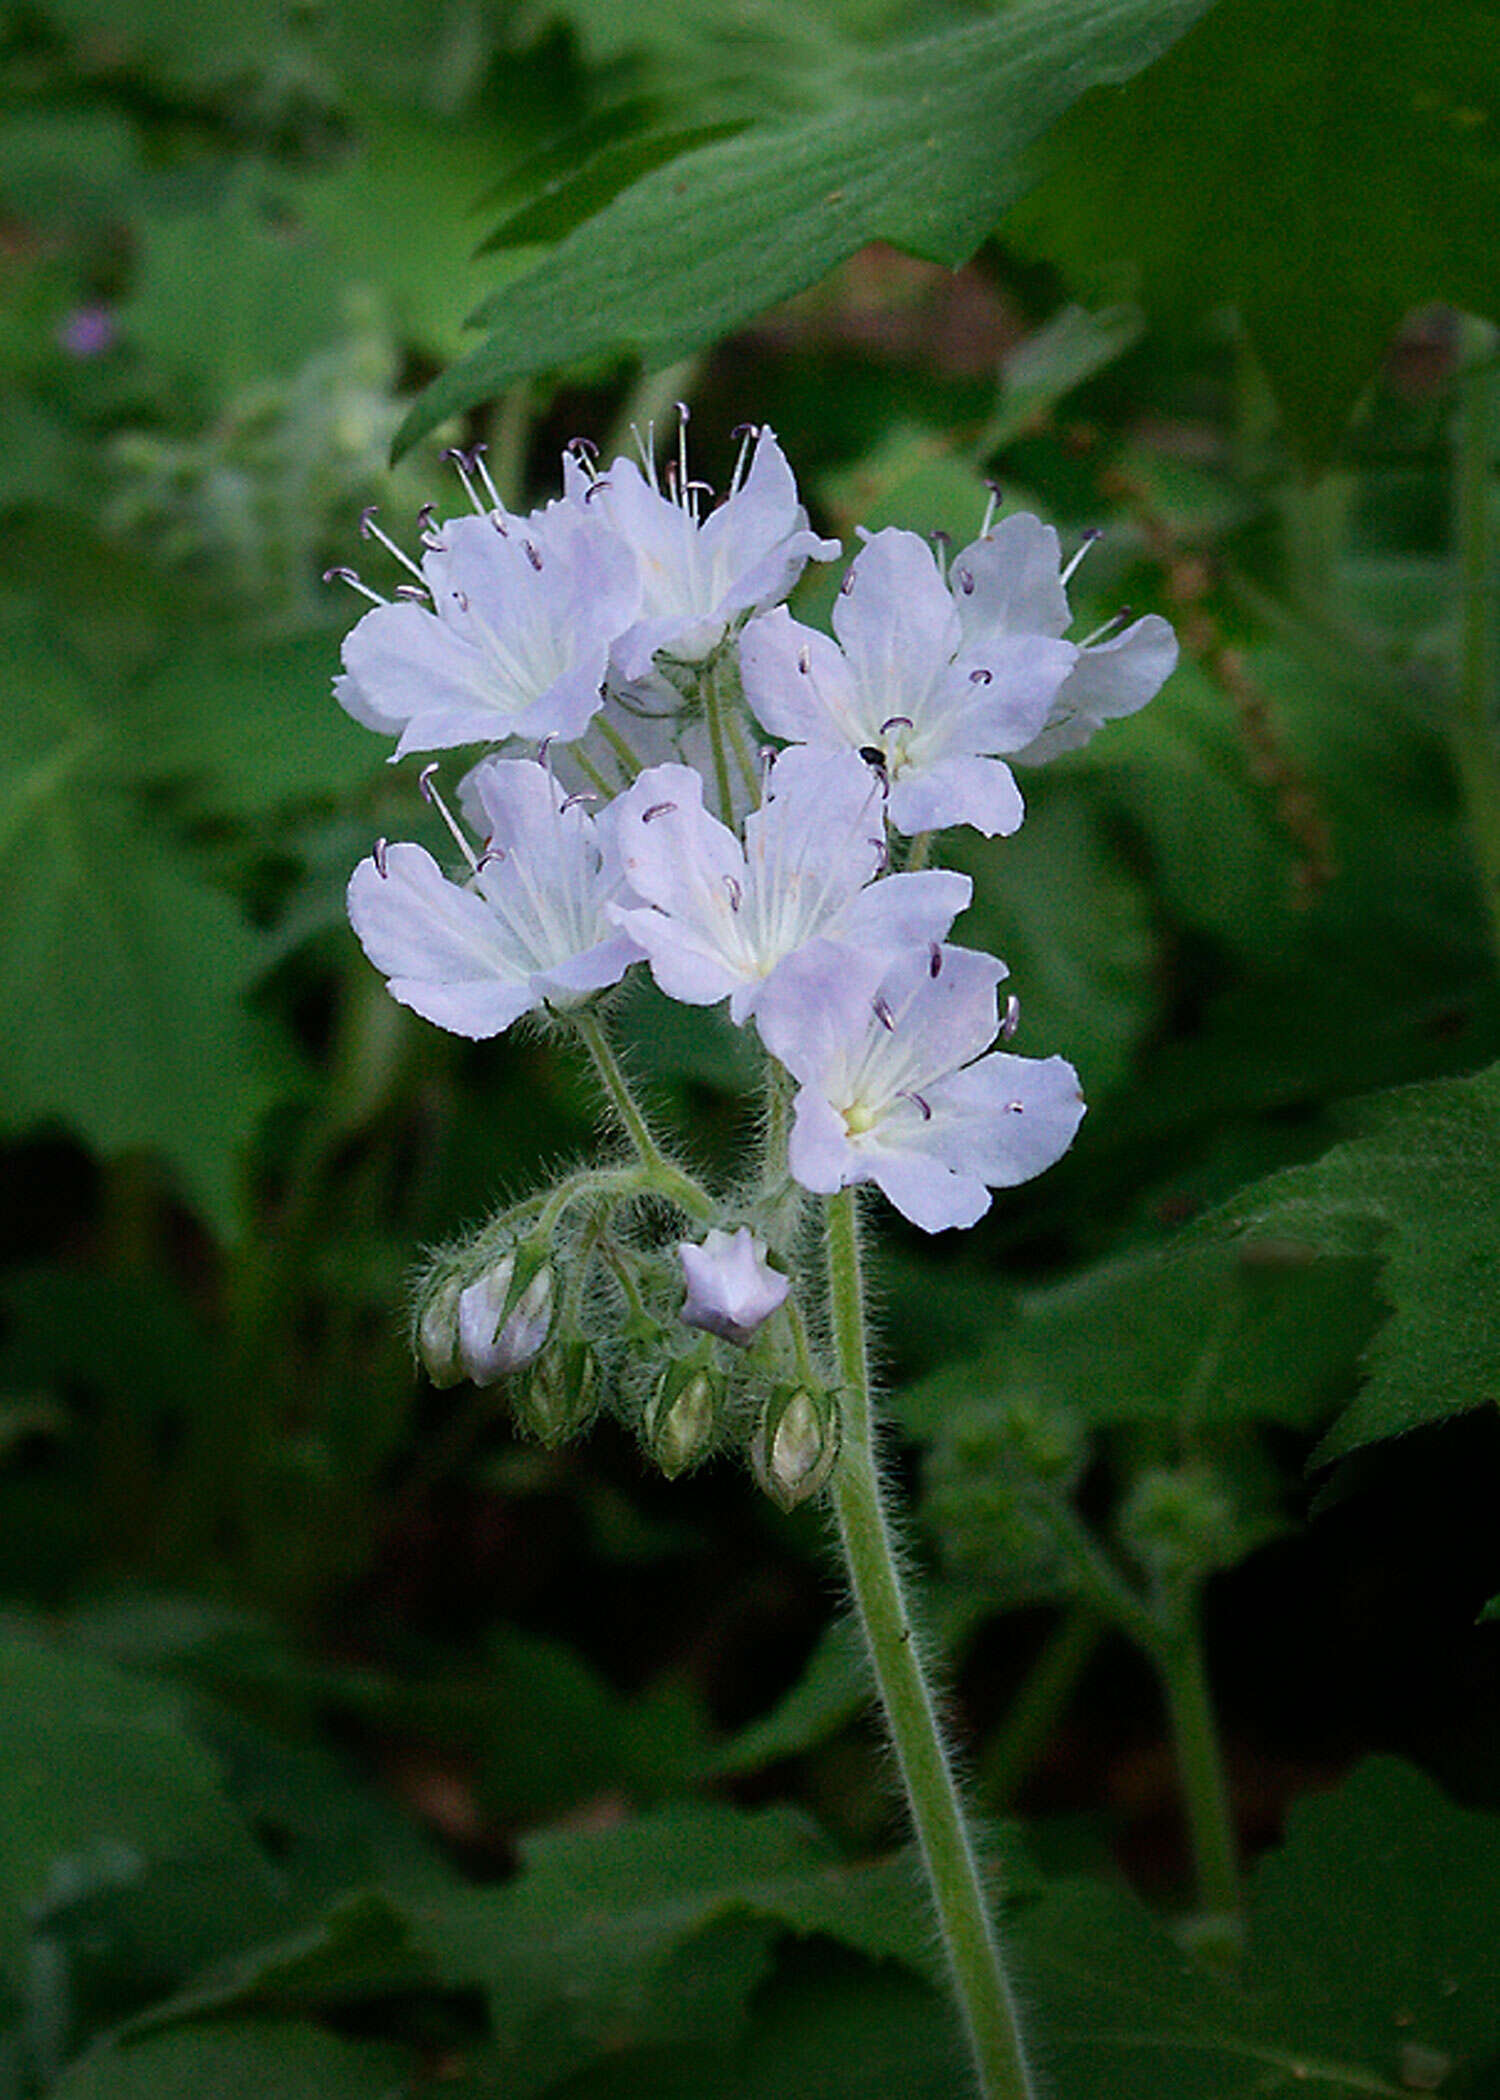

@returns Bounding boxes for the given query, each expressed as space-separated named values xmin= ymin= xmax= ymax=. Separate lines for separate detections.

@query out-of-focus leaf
xmin=48 ymin=2022 xmax=410 ymax=2100
xmin=1020 ymin=1757 xmax=1500 ymax=2094
xmin=1005 ymin=0 xmax=1500 ymax=463
xmin=898 ymin=1237 xmax=1378 ymax=1443
xmin=706 ymin=1618 xmax=869 ymax=1776
xmin=396 ymin=0 xmax=1215 ymax=450
xmin=416 ymin=1801 xmax=938 ymax=2091
xmin=1199 ymin=1061 xmax=1500 ymax=1460
xmin=0 ymin=1634 xmax=274 ymax=1991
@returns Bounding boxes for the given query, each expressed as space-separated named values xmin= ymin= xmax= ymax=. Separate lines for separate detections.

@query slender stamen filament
xmin=1061 ymin=527 xmax=1103 ymax=587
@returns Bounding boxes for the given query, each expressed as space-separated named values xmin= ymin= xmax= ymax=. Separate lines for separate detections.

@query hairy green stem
xmin=1452 ymin=317 xmax=1500 ymax=974
xmin=571 ymin=1009 xmax=715 ymax=1222
xmin=824 ymin=1190 xmax=1034 ymax=2100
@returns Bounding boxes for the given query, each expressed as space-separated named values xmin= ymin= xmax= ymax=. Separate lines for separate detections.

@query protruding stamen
xmin=969 ymin=667 xmax=992 ymax=685
xmin=373 ymin=837 xmax=389 ymax=877
xmin=1000 ymin=992 xmax=1020 ymax=1040
xmin=1061 ymin=527 xmax=1103 ymax=587
xmin=728 ymin=423 xmax=758 ymax=498
xmin=867 ymin=832 xmax=888 ymax=872
xmin=560 ymin=791 xmax=597 ymax=813
xmin=902 ymin=1090 xmax=932 ymax=1121
xmin=395 ymin=583 xmax=430 ymax=602
xmin=880 ymin=715 xmax=913 ymax=733
xmin=418 ymin=763 xmax=480 ymax=873
xmin=523 ymin=540 xmax=543 ymax=572
xmin=723 ymin=874 xmax=742 ymax=912
xmin=1081 ymin=607 xmax=1134 ymax=648
xmin=467 ymin=444 xmax=506 ymax=514
xmin=584 ymin=477 xmax=613 ymax=503
xmin=476 ymin=844 xmax=506 ymax=870
xmin=441 ymin=445 xmax=488 ymax=515
xmin=322 ymin=566 xmax=388 ymax=607
xmin=954 ymin=566 xmax=975 ymax=596
xmin=642 ymin=801 xmax=677 ymax=823
xmin=839 ymin=569 xmax=856 ymax=596
xmin=930 ymin=528 xmax=951 ymax=581
xmin=979 ymin=482 xmax=1002 ymax=539
xmin=929 ymin=942 xmax=943 ymax=979
xmin=358 ymin=505 xmax=429 ymax=587
xmin=567 ymin=435 xmax=599 ymax=462
xmin=797 ymin=645 xmax=811 ymax=675
xmin=873 ymin=995 xmax=896 ymax=1032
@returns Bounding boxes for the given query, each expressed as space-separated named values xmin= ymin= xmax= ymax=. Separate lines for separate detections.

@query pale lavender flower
xmin=565 ymin=420 xmax=839 ymax=692
xmin=678 ymin=1226 xmax=790 ymax=1345
xmin=608 ymin=745 xmax=971 ymax=1024
xmin=346 ymin=758 xmax=642 ymax=1038
xmin=335 ymin=484 xmax=640 ymax=759
xmin=456 ymin=1258 xmax=554 ymax=1384
xmin=739 ymin=527 xmax=1076 ymax=837
xmin=754 ymin=941 xmax=1085 ymax=1232
xmin=947 ymin=513 xmax=1178 ymax=764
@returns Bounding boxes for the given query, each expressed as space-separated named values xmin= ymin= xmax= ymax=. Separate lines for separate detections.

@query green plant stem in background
xmin=824 ymin=1188 xmax=1034 ymax=2100
xmin=1452 ymin=317 xmax=1500 ymax=977
xmin=980 ymin=1606 xmax=1102 ymax=1811
xmin=1156 ymin=1600 xmax=1242 ymax=1940
xmin=571 ymin=1010 xmax=716 ymax=1222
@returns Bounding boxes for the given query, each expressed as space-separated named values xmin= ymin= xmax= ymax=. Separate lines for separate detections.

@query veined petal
xmin=739 ymin=611 xmax=866 ymax=747
xmin=347 ymin=843 xmax=539 ymax=1039
xmin=887 ymin=753 xmax=1025 ymax=837
xmin=832 ymin=528 xmax=961 ymax=702
xmin=1015 ymin=615 xmax=1178 ymax=764
xmin=930 ymin=1052 xmax=1086 ymax=1184
xmin=950 ymin=515 xmax=1070 ymax=640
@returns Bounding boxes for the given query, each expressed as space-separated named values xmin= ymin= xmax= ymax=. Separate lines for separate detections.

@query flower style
xmin=608 ymin=745 xmax=972 ymax=1023
xmin=678 ymin=1227 xmax=791 ymax=1346
xmin=739 ymin=526 xmax=1077 ymax=837
xmin=347 ymin=758 xmax=642 ymax=1038
xmin=564 ymin=420 xmax=839 ymax=692
xmin=335 ymin=483 xmax=640 ymax=759
xmin=754 ymin=940 xmax=1086 ymax=1231
xmin=946 ymin=512 xmax=1178 ymax=765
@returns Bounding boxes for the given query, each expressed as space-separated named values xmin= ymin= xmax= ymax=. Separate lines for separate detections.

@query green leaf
xmin=0 ymin=625 xmax=300 ymax=1234
xmin=48 ymin=2022 xmax=410 ymax=2100
xmin=0 ymin=1634 xmax=273 ymax=1993
xmin=395 ymin=0 xmax=1216 ymax=450
xmin=1019 ymin=1758 xmax=1500 ymax=2093
xmin=1201 ymin=1062 xmax=1500 ymax=1458
xmin=416 ymin=1801 xmax=938 ymax=2091
xmin=1005 ymin=0 xmax=1500 ymax=462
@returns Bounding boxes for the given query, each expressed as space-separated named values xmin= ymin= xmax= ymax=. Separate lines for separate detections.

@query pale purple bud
xmin=678 ymin=1227 xmax=790 ymax=1347
xmin=457 ymin=1258 xmax=553 ymax=1384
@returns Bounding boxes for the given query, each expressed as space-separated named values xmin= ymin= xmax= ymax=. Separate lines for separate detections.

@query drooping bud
xmin=678 ymin=1226 xmax=790 ymax=1347
xmin=455 ymin=1254 xmax=553 ymax=1386
xmin=415 ymin=1273 xmax=467 ymax=1388
xmin=513 ymin=1339 xmax=598 ymax=1446
xmin=644 ymin=1355 xmax=726 ymax=1478
xmin=751 ymin=1384 xmax=840 ymax=1511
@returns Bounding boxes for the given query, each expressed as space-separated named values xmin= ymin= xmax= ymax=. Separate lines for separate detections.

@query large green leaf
xmin=49 ymin=2022 xmax=410 ymax=2100
xmin=1005 ymin=0 xmax=1500 ymax=461
xmin=1200 ymin=1061 xmax=1500 ymax=1459
xmin=0 ymin=626 xmax=299 ymax=1234
xmin=395 ymin=0 xmax=1216 ymax=450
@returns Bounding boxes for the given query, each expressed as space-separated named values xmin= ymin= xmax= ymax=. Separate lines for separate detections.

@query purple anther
xmin=452 ymin=589 xmax=469 ymax=612
xmin=323 ymin=565 xmax=359 ymax=587
xmin=859 ymin=746 xmax=886 ymax=769
xmin=839 ymin=570 xmax=856 ymax=595
xmin=583 ymin=477 xmax=612 ymax=503
xmin=730 ymin=421 xmax=759 ymax=440
xmin=523 ymin=540 xmax=543 ymax=571
xmin=873 ymin=995 xmax=896 ymax=1032
xmin=686 ymin=478 xmax=715 ymax=500
xmin=868 ymin=834 xmax=889 ymax=872
xmin=642 ymin=801 xmax=677 ymax=823
xmin=373 ymin=837 xmax=389 ymax=877
xmin=1005 ymin=1099 xmax=1024 ymax=1114
xmin=903 ymin=1090 xmax=932 ymax=1121
xmin=1000 ymin=992 xmax=1020 ymax=1040
xmin=395 ymin=583 xmax=428 ymax=601
xmin=417 ymin=503 xmax=438 ymax=532
xmin=797 ymin=646 xmax=811 ymax=675
xmin=440 ymin=445 xmax=467 ymax=466
xmin=676 ymin=399 xmax=691 ymax=423
xmin=969 ymin=667 xmax=992 ymax=685
xmin=560 ymin=792 xmax=597 ymax=813
xmin=476 ymin=845 xmax=506 ymax=870
xmin=421 ymin=528 xmax=448 ymax=551
xmin=929 ymin=943 xmax=943 ymax=979
xmin=723 ymin=874 xmax=743 ymax=911
xmin=931 ymin=529 xmax=951 ymax=549
xmin=358 ymin=505 xmax=380 ymax=537
xmin=418 ymin=762 xmax=441 ymax=802
xmin=956 ymin=567 xmax=975 ymax=595
xmin=567 ymin=435 xmax=599 ymax=460
xmin=880 ymin=715 xmax=913 ymax=733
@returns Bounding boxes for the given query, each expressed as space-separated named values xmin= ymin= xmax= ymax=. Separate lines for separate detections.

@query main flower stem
xmin=572 ymin=1009 xmax=716 ymax=1222
xmin=1156 ymin=1601 xmax=1242 ymax=1938
xmin=824 ymin=1189 xmax=1034 ymax=2100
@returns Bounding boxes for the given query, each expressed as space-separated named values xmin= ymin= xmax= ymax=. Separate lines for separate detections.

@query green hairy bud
xmin=513 ymin=1340 xmax=598 ymax=1446
xmin=751 ymin=1384 xmax=841 ymax=1511
xmin=644 ymin=1356 xmax=726 ymax=1478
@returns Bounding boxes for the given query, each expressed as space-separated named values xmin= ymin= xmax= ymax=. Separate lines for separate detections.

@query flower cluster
xmin=331 ymin=418 xmax=1175 ymax=1483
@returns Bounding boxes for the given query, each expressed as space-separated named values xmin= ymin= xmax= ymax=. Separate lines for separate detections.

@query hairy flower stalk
xmin=328 ymin=424 xmax=1176 ymax=2096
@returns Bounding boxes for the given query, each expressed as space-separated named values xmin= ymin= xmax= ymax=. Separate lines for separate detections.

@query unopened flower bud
xmin=679 ymin=1227 xmax=790 ymax=1347
xmin=1116 ymin=1464 xmax=1238 ymax=1585
xmin=456 ymin=1256 xmax=553 ymax=1386
xmin=513 ymin=1340 xmax=597 ymax=1446
xmin=751 ymin=1385 xmax=840 ymax=1511
xmin=415 ymin=1274 xmax=467 ymax=1388
xmin=645 ymin=1358 xmax=726 ymax=1477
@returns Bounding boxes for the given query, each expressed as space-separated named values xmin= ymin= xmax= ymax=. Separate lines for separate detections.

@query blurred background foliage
xmin=4 ymin=0 xmax=1500 ymax=2093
